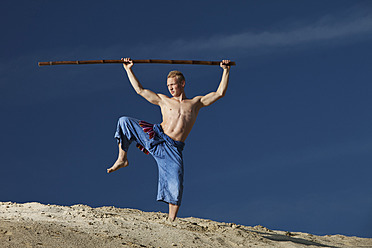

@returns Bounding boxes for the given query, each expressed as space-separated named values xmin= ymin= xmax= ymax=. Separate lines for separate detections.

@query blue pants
xmin=114 ymin=116 xmax=185 ymax=206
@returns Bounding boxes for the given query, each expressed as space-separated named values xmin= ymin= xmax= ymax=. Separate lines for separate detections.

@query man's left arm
xmin=199 ymin=60 xmax=231 ymax=107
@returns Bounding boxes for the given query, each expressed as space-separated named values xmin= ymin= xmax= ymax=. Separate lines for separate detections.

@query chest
xmin=161 ymin=100 xmax=197 ymax=116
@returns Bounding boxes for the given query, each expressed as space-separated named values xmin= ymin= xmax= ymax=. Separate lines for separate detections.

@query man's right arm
xmin=122 ymin=58 xmax=163 ymax=106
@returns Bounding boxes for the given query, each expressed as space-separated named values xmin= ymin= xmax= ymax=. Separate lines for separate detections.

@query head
xmin=167 ymin=70 xmax=185 ymax=97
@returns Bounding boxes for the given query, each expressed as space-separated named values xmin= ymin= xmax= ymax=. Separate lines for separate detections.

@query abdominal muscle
xmin=160 ymin=99 xmax=201 ymax=142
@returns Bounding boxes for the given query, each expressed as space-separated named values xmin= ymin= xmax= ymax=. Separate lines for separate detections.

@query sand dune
xmin=0 ymin=202 xmax=371 ymax=248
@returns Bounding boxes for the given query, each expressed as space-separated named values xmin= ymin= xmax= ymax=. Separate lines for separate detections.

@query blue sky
xmin=1 ymin=0 xmax=372 ymax=238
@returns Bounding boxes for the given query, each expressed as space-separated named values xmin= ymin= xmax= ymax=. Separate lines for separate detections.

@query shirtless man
xmin=107 ymin=58 xmax=231 ymax=220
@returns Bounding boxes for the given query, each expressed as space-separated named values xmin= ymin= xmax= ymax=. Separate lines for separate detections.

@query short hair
xmin=167 ymin=70 xmax=185 ymax=84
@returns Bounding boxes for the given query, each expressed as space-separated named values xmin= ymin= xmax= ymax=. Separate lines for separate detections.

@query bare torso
xmin=120 ymin=58 xmax=230 ymax=143
xmin=159 ymin=95 xmax=203 ymax=142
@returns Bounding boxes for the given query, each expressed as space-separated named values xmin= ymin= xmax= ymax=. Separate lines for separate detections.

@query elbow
xmin=217 ymin=91 xmax=226 ymax=98
xmin=136 ymin=88 xmax=144 ymax=95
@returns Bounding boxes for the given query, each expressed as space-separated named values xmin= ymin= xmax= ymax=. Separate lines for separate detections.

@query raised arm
xmin=122 ymin=58 xmax=163 ymax=106
xmin=199 ymin=59 xmax=231 ymax=107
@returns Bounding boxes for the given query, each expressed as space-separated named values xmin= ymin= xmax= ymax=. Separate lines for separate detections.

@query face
xmin=167 ymin=77 xmax=185 ymax=97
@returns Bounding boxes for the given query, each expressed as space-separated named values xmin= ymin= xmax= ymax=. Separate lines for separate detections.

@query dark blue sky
xmin=1 ymin=0 xmax=372 ymax=238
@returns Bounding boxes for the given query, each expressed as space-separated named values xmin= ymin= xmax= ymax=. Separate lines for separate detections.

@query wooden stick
xmin=38 ymin=59 xmax=236 ymax=67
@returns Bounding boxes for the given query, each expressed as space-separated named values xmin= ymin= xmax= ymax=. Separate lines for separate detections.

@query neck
xmin=173 ymin=92 xmax=187 ymax=101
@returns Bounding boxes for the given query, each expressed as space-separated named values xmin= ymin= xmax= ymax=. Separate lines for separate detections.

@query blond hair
xmin=167 ymin=70 xmax=185 ymax=84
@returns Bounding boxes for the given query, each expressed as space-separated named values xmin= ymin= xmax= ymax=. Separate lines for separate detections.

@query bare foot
xmin=107 ymin=159 xmax=129 ymax=173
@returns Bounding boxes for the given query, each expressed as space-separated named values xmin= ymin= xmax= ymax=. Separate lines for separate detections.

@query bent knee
xmin=118 ymin=116 xmax=134 ymax=126
xmin=119 ymin=116 xmax=130 ymax=122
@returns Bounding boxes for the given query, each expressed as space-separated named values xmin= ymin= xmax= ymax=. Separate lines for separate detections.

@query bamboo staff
xmin=38 ymin=59 xmax=236 ymax=67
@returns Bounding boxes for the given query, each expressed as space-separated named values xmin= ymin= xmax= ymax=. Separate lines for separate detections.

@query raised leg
xmin=107 ymin=143 xmax=129 ymax=173
xmin=168 ymin=203 xmax=180 ymax=221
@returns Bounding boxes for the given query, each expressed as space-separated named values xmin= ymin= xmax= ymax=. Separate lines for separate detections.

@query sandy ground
xmin=0 ymin=202 xmax=371 ymax=248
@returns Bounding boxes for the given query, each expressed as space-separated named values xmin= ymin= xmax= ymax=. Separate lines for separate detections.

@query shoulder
xmin=157 ymin=94 xmax=171 ymax=106
xmin=191 ymin=96 xmax=203 ymax=102
xmin=190 ymin=96 xmax=204 ymax=108
xmin=158 ymin=94 xmax=170 ymax=100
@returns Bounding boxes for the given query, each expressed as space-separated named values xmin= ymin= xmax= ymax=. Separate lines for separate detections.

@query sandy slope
xmin=0 ymin=202 xmax=371 ymax=248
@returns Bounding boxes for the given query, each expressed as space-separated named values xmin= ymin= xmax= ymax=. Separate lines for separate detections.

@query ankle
xmin=118 ymin=154 xmax=127 ymax=161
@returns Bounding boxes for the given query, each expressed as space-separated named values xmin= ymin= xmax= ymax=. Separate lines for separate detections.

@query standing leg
xmin=107 ymin=143 xmax=129 ymax=173
xmin=168 ymin=203 xmax=180 ymax=221
xmin=155 ymin=142 xmax=184 ymax=220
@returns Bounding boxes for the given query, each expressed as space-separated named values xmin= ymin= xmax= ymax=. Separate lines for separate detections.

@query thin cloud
xmin=169 ymin=13 xmax=372 ymax=53
xmin=2 ymin=10 xmax=372 ymax=107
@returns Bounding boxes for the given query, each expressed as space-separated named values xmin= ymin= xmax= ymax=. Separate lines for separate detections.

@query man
xmin=107 ymin=58 xmax=231 ymax=221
